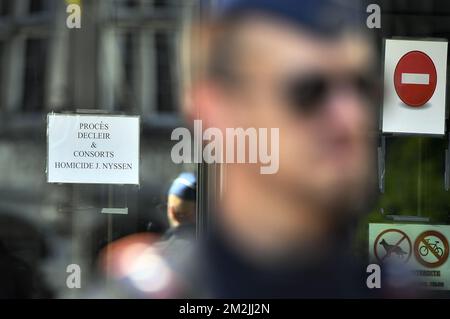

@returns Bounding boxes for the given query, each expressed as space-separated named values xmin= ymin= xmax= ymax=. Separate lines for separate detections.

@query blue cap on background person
xmin=168 ymin=172 xmax=196 ymax=201
xmin=203 ymin=0 xmax=364 ymax=36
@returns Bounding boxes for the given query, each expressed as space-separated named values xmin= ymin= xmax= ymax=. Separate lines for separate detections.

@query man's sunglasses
xmin=282 ymin=72 xmax=381 ymax=116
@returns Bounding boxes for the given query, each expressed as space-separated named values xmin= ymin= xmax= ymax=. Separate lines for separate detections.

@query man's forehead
xmin=233 ymin=17 xmax=373 ymax=74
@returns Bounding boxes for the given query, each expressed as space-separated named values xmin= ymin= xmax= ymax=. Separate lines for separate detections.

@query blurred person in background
xmin=0 ymin=215 xmax=52 ymax=298
xmin=176 ymin=0 xmax=383 ymax=297
xmin=94 ymin=173 xmax=197 ymax=298
xmin=156 ymin=172 xmax=197 ymax=255
xmin=153 ymin=172 xmax=197 ymax=265
xmin=0 ymin=240 xmax=33 ymax=298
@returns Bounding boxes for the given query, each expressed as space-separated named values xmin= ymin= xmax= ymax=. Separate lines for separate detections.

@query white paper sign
xmin=369 ymin=223 xmax=450 ymax=290
xmin=382 ymin=39 xmax=448 ymax=135
xmin=47 ymin=113 xmax=140 ymax=185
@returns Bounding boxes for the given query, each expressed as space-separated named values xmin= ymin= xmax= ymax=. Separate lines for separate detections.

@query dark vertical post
xmin=378 ymin=135 xmax=386 ymax=193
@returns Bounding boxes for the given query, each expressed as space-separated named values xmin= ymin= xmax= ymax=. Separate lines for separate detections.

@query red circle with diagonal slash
xmin=374 ymin=229 xmax=412 ymax=263
xmin=414 ymin=230 xmax=449 ymax=268
xmin=394 ymin=50 xmax=437 ymax=107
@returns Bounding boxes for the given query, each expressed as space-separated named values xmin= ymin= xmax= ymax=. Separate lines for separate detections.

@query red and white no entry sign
xmin=394 ymin=50 xmax=437 ymax=107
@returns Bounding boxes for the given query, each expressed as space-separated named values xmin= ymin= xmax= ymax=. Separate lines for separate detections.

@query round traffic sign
xmin=414 ymin=230 xmax=449 ymax=268
xmin=374 ymin=229 xmax=412 ymax=263
xmin=394 ymin=50 xmax=437 ymax=107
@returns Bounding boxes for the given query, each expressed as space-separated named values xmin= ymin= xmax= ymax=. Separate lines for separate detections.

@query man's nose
xmin=323 ymin=88 xmax=372 ymax=132
xmin=327 ymin=81 xmax=370 ymax=122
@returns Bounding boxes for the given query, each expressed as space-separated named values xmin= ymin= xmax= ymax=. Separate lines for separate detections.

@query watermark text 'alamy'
xmin=171 ymin=120 xmax=279 ymax=174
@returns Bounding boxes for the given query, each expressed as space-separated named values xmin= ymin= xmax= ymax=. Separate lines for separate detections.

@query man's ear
xmin=167 ymin=206 xmax=177 ymax=225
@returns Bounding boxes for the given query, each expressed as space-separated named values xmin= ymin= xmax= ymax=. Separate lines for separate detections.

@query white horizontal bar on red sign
xmin=401 ymin=73 xmax=430 ymax=85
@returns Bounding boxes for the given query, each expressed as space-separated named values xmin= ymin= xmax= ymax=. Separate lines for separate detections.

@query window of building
xmin=22 ymin=38 xmax=47 ymax=112
xmin=0 ymin=42 xmax=3 ymax=111
xmin=153 ymin=0 xmax=169 ymax=8
xmin=119 ymin=31 xmax=137 ymax=112
xmin=124 ymin=0 xmax=140 ymax=8
xmin=29 ymin=0 xmax=47 ymax=14
xmin=155 ymin=31 xmax=175 ymax=113
xmin=0 ymin=0 xmax=192 ymax=300
xmin=0 ymin=0 xmax=11 ymax=16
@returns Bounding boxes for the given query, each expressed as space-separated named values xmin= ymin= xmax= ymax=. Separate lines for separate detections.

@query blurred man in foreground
xmin=177 ymin=0 xmax=380 ymax=298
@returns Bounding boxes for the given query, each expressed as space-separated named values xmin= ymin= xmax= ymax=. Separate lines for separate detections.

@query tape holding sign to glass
xmin=369 ymin=223 xmax=450 ymax=290
xmin=47 ymin=113 xmax=140 ymax=185
xmin=382 ymin=39 xmax=448 ymax=135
